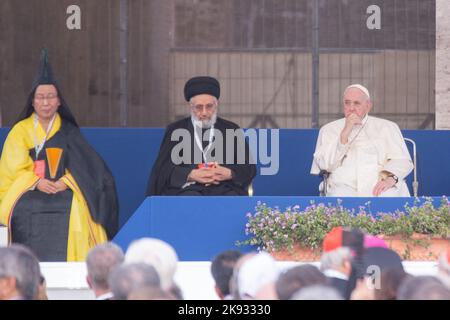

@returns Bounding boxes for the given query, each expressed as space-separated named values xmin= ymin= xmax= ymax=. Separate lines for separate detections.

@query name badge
xmin=34 ymin=160 xmax=46 ymax=179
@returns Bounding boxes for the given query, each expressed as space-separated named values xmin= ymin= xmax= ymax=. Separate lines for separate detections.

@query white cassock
xmin=311 ymin=115 xmax=414 ymax=197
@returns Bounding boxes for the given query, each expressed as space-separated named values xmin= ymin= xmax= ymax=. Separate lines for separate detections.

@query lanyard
xmin=194 ymin=125 xmax=215 ymax=163
xmin=33 ymin=113 xmax=56 ymax=160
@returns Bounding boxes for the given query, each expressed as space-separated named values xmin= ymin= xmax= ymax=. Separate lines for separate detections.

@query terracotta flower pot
xmin=270 ymin=233 xmax=450 ymax=261
xmin=378 ymin=233 xmax=450 ymax=261
xmin=269 ymin=243 xmax=322 ymax=261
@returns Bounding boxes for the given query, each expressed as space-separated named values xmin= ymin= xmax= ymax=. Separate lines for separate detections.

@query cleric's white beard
xmin=191 ymin=111 xmax=217 ymax=129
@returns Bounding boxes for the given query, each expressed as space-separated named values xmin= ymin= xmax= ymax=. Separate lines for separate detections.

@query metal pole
xmin=119 ymin=0 xmax=128 ymax=127
xmin=311 ymin=0 xmax=320 ymax=128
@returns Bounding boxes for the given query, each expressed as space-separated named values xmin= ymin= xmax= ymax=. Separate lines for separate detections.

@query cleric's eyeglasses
xmin=191 ymin=103 xmax=216 ymax=113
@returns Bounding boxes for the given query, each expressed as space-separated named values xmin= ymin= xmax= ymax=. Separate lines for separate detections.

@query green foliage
xmin=239 ymin=197 xmax=450 ymax=251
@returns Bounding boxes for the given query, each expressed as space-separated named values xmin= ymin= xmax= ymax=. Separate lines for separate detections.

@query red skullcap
xmin=323 ymin=227 xmax=343 ymax=252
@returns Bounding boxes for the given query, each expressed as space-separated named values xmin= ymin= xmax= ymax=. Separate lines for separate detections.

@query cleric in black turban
xmin=147 ymin=76 xmax=256 ymax=196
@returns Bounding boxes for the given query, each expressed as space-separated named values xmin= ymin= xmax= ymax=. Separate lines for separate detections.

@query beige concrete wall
xmin=436 ymin=0 xmax=450 ymax=129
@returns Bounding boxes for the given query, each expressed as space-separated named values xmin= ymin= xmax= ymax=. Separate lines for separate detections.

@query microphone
xmin=319 ymin=170 xmax=330 ymax=196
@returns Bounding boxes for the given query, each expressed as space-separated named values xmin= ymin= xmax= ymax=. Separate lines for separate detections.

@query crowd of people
xmin=1 ymin=228 xmax=449 ymax=300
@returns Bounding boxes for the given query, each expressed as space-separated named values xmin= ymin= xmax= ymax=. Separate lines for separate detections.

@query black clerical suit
xmin=147 ymin=117 xmax=256 ymax=196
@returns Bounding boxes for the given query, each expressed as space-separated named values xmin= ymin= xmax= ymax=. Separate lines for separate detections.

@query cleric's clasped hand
xmin=187 ymin=164 xmax=233 ymax=185
xmin=37 ymin=179 xmax=68 ymax=194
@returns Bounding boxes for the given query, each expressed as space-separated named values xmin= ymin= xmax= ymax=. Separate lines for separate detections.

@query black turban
xmin=184 ymin=76 xmax=220 ymax=102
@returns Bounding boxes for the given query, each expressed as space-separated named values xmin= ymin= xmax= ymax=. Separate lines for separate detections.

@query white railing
xmin=0 ymin=225 xmax=7 ymax=247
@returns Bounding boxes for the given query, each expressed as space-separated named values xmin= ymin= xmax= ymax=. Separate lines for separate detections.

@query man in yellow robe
xmin=0 ymin=49 xmax=118 ymax=261
xmin=311 ymin=84 xmax=413 ymax=197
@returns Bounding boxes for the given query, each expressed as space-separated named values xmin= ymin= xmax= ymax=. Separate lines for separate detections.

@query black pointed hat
xmin=15 ymin=48 xmax=78 ymax=127
xmin=32 ymin=48 xmax=57 ymax=87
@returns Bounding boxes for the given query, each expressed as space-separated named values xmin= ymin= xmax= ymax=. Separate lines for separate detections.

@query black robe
xmin=11 ymin=119 xmax=119 ymax=261
xmin=147 ymin=117 xmax=256 ymax=196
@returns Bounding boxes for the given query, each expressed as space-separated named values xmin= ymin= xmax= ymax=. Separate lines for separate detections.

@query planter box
xmin=270 ymin=234 xmax=450 ymax=261
xmin=379 ymin=233 xmax=450 ymax=261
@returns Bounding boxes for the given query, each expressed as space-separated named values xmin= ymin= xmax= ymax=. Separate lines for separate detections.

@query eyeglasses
xmin=191 ymin=103 xmax=216 ymax=113
xmin=34 ymin=93 xmax=58 ymax=101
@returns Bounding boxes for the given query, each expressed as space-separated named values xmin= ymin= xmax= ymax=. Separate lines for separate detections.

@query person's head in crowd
xmin=323 ymin=227 xmax=365 ymax=257
xmin=361 ymin=247 xmax=404 ymax=274
xmin=320 ymin=247 xmax=352 ymax=299
xmin=125 ymin=238 xmax=178 ymax=293
xmin=374 ymin=268 xmax=411 ymax=300
xmin=364 ymin=235 xmax=388 ymax=249
xmin=320 ymin=247 xmax=353 ymax=277
xmin=437 ymin=247 xmax=450 ymax=288
xmin=127 ymin=286 xmax=177 ymax=300
xmin=397 ymin=276 xmax=450 ymax=300
xmin=0 ymin=244 xmax=41 ymax=300
xmin=322 ymin=226 xmax=366 ymax=296
xmin=229 ymin=253 xmax=255 ymax=299
xmin=351 ymin=247 xmax=404 ymax=300
xmin=108 ymin=263 xmax=160 ymax=300
xmin=35 ymin=274 xmax=48 ymax=300
xmin=86 ymin=242 xmax=125 ymax=299
xmin=230 ymin=252 xmax=279 ymax=300
xmin=291 ymin=284 xmax=343 ymax=300
xmin=211 ymin=250 xmax=243 ymax=299
xmin=276 ymin=264 xmax=327 ymax=300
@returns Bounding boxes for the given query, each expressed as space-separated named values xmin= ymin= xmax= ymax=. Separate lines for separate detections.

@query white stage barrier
xmin=40 ymin=261 xmax=439 ymax=300
xmin=0 ymin=225 xmax=7 ymax=247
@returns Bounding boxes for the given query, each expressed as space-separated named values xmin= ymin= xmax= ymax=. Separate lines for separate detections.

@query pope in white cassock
xmin=311 ymin=84 xmax=414 ymax=197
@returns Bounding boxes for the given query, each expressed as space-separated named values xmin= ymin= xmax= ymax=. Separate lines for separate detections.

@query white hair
xmin=344 ymin=84 xmax=371 ymax=101
xmin=86 ymin=242 xmax=125 ymax=290
xmin=191 ymin=110 xmax=217 ymax=129
xmin=189 ymin=96 xmax=218 ymax=128
xmin=320 ymin=247 xmax=352 ymax=272
xmin=125 ymin=238 xmax=178 ymax=291
xmin=237 ymin=252 xmax=280 ymax=299
xmin=291 ymin=285 xmax=343 ymax=300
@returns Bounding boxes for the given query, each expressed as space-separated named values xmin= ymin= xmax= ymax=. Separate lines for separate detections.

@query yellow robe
xmin=0 ymin=113 xmax=107 ymax=261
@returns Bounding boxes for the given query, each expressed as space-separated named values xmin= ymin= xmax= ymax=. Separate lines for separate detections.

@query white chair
xmin=404 ymin=138 xmax=419 ymax=197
